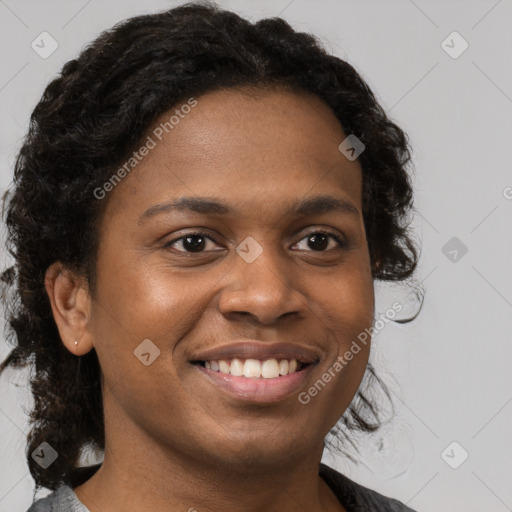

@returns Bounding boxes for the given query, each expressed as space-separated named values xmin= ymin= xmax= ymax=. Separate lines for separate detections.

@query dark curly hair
xmin=0 ymin=1 xmax=422 ymax=494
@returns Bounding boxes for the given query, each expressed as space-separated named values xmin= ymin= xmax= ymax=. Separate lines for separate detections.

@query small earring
xmin=74 ymin=340 xmax=79 ymax=347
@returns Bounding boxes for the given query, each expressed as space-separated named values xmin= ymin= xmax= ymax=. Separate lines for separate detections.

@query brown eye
xmin=165 ymin=231 xmax=222 ymax=253
xmin=294 ymin=230 xmax=346 ymax=252
xmin=164 ymin=229 xmax=346 ymax=255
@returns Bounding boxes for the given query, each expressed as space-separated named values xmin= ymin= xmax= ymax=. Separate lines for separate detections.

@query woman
xmin=1 ymin=3 xmax=422 ymax=511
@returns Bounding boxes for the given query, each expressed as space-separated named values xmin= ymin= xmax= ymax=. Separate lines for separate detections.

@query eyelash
xmin=164 ymin=229 xmax=346 ymax=254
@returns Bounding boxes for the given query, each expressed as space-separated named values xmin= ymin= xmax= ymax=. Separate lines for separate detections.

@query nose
xmin=217 ymin=244 xmax=309 ymax=326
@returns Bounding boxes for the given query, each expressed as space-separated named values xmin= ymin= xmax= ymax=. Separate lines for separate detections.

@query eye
xmin=164 ymin=229 xmax=346 ymax=255
xmin=164 ymin=231 xmax=223 ymax=254
xmin=293 ymin=230 xmax=346 ymax=252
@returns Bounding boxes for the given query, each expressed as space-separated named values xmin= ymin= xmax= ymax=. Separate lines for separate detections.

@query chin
xmin=202 ymin=430 xmax=317 ymax=471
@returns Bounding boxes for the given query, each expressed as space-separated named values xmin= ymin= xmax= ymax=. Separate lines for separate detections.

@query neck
xmin=74 ymin=431 xmax=344 ymax=512
xmin=73 ymin=390 xmax=345 ymax=512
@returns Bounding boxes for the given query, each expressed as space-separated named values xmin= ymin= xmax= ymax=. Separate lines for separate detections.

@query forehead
xmin=155 ymin=86 xmax=349 ymax=166
xmin=104 ymin=86 xmax=363 ymax=221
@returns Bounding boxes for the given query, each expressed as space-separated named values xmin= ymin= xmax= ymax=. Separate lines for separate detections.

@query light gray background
xmin=1 ymin=1 xmax=511 ymax=510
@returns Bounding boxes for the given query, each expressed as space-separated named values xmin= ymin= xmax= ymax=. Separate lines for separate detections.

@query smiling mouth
xmin=193 ymin=358 xmax=310 ymax=379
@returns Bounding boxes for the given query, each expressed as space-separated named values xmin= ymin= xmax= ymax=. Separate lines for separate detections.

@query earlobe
xmin=44 ymin=262 xmax=94 ymax=356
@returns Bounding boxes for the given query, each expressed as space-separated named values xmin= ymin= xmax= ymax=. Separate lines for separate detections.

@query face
xmin=87 ymin=87 xmax=375 ymax=469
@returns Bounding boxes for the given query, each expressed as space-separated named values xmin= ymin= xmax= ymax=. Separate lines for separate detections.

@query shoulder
xmin=25 ymin=485 xmax=89 ymax=512
xmin=319 ymin=463 xmax=418 ymax=512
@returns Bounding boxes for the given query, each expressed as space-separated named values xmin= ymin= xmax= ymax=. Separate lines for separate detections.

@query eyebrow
xmin=139 ymin=195 xmax=360 ymax=222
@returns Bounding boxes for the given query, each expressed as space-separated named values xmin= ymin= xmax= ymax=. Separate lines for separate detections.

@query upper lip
xmin=191 ymin=341 xmax=321 ymax=364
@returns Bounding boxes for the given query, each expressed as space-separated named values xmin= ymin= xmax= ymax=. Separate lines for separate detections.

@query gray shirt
xmin=26 ymin=463 xmax=417 ymax=511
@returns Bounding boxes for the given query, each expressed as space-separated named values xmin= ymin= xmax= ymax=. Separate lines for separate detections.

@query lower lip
xmin=195 ymin=364 xmax=316 ymax=403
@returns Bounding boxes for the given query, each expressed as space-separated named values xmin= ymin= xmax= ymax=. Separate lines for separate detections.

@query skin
xmin=45 ymin=86 xmax=376 ymax=512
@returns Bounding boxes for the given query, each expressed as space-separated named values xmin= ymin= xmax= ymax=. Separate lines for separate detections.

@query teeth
xmin=261 ymin=359 xmax=280 ymax=378
xmin=243 ymin=359 xmax=261 ymax=378
xmin=218 ymin=360 xmax=230 ymax=373
xmin=203 ymin=358 xmax=303 ymax=378
xmin=230 ymin=358 xmax=244 ymax=376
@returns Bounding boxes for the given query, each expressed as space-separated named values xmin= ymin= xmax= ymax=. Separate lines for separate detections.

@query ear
xmin=44 ymin=261 xmax=94 ymax=356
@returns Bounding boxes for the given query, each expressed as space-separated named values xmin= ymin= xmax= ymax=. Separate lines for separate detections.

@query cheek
xmin=312 ymin=265 xmax=374 ymax=388
xmin=90 ymin=254 xmax=229 ymax=371
xmin=94 ymin=254 xmax=190 ymax=334
xmin=89 ymin=260 xmax=203 ymax=422
xmin=321 ymin=264 xmax=375 ymax=341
